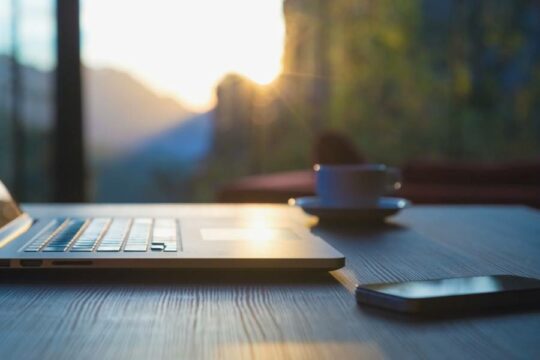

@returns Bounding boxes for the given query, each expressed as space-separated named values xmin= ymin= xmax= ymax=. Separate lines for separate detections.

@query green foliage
xmin=324 ymin=0 xmax=540 ymax=163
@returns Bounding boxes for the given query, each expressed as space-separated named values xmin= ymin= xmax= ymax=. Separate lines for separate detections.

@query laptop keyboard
xmin=24 ymin=218 xmax=179 ymax=253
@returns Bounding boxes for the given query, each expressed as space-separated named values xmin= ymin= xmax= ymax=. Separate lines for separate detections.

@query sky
xmin=81 ymin=0 xmax=285 ymax=111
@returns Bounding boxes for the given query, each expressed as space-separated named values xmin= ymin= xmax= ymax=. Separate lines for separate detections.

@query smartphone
xmin=355 ymin=275 xmax=540 ymax=314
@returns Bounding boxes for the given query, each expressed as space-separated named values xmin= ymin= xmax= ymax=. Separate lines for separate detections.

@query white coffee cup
xmin=314 ymin=164 xmax=401 ymax=207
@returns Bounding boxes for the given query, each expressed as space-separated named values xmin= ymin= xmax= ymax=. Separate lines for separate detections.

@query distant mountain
xmin=1 ymin=57 xmax=214 ymax=201
xmin=134 ymin=111 xmax=214 ymax=162
xmin=0 ymin=56 xmax=194 ymax=157
xmin=93 ymin=111 xmax=214 ymax=202
xmin=84 ymin=67 xmax=194 ymax=158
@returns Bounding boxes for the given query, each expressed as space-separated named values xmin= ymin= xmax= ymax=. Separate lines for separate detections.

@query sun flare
xmin=81 ymin=0 xmax=285 ymax=111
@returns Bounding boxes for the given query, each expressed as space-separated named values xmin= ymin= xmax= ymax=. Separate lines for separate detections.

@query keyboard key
xmin=42 ymin=219 xmax=86 ymax=252
xmin=152 ymin=219 xmax=177 ymax=252
xmin=124 ymin=246 xmax=148 ymax=252
xmin=124 ymin=218 xmax=152 ymax=252
xmin=163 ymin=245 xmax=177 ymax=252
xmin=151 ymin=244 xmax=165 ymax=251
xmin=71 ymin=218 xmax=111 ymax=252
xmin=97 ymin=218 xmax=131 ymax=252
xmin=97 ymin=247 xmax=121 ymax=252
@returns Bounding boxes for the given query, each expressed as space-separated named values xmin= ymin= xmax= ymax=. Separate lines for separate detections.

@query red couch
xmin=217 ymin=160 xmax=540 ymax=208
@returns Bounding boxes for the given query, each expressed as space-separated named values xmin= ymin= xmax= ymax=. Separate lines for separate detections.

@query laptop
xmin=0 ymin=181 xmax=344 ymax=270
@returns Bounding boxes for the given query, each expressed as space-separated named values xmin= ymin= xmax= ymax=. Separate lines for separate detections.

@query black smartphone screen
xmin=356 ymin=275 xmax=540 ymax=314
xmin=0 ymin=180 xmax=23 ymax=229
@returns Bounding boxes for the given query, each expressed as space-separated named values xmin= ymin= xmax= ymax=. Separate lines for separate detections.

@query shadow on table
xmin=356 ymin=301 xmax=540 ymax=323
xmin=312 ymin=220 xmax=407 ymax=242
xmin=314 ymin=219 xmax=406 ymax=231
xmin=0 ymin=268 xmax=337 ymax=286
xmin=314 ymin=217 xmax=406 ymax=227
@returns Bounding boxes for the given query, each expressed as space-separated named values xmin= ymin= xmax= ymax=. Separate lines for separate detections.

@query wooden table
xmin=0 ymin=204 xmax=539 ymax=359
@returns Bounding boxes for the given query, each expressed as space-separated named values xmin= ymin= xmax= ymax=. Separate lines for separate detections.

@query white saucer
xmin=291 ymin=196 xmax=411 ymax=222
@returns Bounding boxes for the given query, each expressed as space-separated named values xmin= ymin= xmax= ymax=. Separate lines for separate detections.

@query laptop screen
xmin=0 ymin=181 xmax=23 ymax=229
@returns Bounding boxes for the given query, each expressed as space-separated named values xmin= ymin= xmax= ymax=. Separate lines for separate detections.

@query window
xmin=2 ymin=0 xmax=539 ymax=204
xmin=81 ymin=0 xmax=285 ymax=202
xmin=0 ymin=0 xmax=56 ymax=201
xmin=81 ymin=0 xmax=540 ymax=203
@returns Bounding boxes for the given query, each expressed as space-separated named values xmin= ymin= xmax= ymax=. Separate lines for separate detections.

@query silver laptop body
xmin=0 ymin=182 xmax=344 ymax=270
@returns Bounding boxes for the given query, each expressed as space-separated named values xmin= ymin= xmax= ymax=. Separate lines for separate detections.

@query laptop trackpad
xmin=200 ymin=228 xmax=298 ymax=242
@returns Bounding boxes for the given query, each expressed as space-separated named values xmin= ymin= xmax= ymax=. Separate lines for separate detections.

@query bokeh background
xmin=1 ymin=0 xmax=539 ymax=202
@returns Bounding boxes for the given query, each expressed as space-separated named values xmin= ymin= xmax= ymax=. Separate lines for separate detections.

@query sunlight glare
xmin=81 ymin=0 xmax=285 ymax=111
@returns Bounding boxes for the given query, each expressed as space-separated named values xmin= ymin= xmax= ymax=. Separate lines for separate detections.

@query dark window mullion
xmin=54 ymin=0 xmax=85 ymax=202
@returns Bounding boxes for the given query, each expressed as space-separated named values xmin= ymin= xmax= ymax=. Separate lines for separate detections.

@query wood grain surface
xmin=0 ymin=204 xmax=538 ymax=360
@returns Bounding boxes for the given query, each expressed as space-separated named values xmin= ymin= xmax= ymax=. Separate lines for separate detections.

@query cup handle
xmin=386 ymin=167 xmax=402 ymax=194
